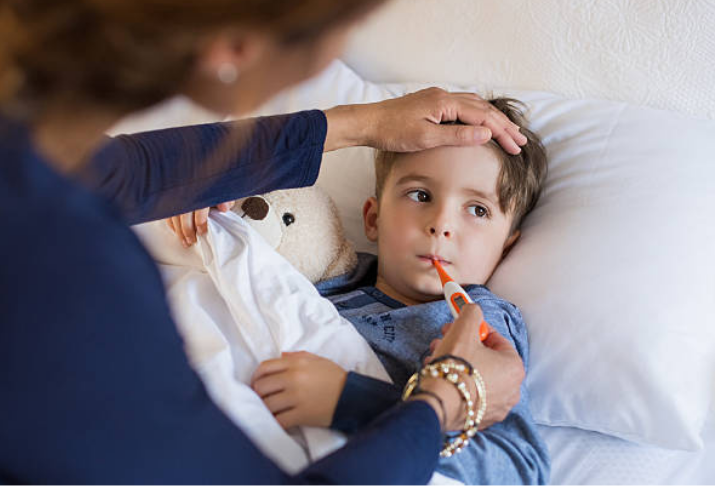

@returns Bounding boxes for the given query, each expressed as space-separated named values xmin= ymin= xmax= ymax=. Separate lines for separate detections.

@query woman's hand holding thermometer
xmin=432 ymin=258 xmax=490 ymax=341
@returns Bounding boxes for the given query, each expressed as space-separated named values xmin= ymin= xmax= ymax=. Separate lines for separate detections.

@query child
xmin=252 ymin=98 xmax=551 ymax=484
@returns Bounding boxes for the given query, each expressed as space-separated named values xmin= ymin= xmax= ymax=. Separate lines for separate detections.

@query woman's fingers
xmin=429 ymin=338 xmax=441 ymax=354
xmin=165 ymin=203 xmax=236 ymax=246
xmin=216 ymin=200 xmax=235 ymax=212
xmin=166 ymin=215 xmax=191 ymax=247
xmin=505 ymin=123 xmax=528 ymax=146
xmin=194 ymin=207 xmax=210 ymax=236
xmin=440 ymin=91 xmax=527 ymax=154
xmin=493 ymin=131 xmax=522 ymax=155
xmin=177 ymin=212 xmax=197 ymax=246
xmin=481 ymin=328 xmax=516 ymax=352
xmin=435 ymin=124 xmax=492 ymax=147
xmin=454 ymin=100 xmax=524 ymax=155
xmin=445 ymin=304 xmax=483 ymax=340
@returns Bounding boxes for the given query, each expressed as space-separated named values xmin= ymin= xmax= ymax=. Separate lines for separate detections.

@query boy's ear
xmin=362 ymin=197 xmax=379 ymax=243
xmin=502 ymin=230 xmax=521 ymax=259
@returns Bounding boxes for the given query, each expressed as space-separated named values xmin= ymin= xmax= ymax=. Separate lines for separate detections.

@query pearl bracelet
xmin=403 ymin=357 xmax=487 ymax=458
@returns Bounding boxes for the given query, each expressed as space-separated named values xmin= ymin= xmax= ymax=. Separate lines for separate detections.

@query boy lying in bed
xmin=251 ymin=98 xmax=551 ymax=485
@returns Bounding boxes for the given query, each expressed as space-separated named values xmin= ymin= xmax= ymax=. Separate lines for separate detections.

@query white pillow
xmin=252 ymin=61 xmax=715 ymax=450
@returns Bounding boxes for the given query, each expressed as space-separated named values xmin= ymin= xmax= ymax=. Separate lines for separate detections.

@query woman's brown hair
xmin=0 ymin=0 xmax=385 ymax=117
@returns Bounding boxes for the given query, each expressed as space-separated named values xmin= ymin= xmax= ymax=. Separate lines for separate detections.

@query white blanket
xmin=134 ymin=211 xmax=460 ymax=484
xmin=135 ymin=211 xmax=389 ymax=472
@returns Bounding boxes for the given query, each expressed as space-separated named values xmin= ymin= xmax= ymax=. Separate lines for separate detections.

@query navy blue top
xmin=0 ymin=111 xmax=441 ymax=484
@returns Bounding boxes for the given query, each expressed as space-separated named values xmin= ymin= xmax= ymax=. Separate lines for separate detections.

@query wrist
xmin=323 ymin=103 xmax=376 ymax=152
xmin=419 ymin=377 xmax=463 ymax=430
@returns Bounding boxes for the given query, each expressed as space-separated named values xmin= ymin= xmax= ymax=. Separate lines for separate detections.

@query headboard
xmin=343 ymin=0 xmax=715 ymax=119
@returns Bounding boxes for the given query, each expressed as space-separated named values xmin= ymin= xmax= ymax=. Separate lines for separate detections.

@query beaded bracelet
xmin=403 ymin=358 xmax=487 ymax=458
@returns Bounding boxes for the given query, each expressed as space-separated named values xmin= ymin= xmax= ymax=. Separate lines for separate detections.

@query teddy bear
xmin=233 ymin=186 xmax=357 ymax=284
xmin=133 ymin=185 xmax=357 ymax=285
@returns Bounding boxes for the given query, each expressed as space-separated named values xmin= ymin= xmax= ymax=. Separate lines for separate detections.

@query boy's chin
xmin=410 ymin=283 xmax=445 ymax=302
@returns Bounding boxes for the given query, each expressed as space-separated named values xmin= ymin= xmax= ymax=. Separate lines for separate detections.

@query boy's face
xmin=363 ymin=145 xmax=520 ymax=305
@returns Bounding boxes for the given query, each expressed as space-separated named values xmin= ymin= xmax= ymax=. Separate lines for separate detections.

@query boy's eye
xmin=468 ymin=205 xmax=489 ymax=218
xmin=407 ymin=190 xmax=431 ymax=202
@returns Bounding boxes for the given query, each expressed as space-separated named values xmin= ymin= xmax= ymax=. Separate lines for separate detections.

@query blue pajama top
xmin=321 ymin=253 xmax=551 ymax=484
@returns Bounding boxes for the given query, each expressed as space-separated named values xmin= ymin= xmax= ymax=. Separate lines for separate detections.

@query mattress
xmin=540 ymin=405 xmax=715 ymax=484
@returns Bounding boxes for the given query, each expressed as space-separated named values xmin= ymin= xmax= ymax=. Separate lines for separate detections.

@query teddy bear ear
xmin=321 ymin=238 xmax=358 ymax=282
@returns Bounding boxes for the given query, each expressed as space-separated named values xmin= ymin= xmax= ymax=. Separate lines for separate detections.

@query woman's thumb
xmin=448 ymin=304 xmax=484 ymax=337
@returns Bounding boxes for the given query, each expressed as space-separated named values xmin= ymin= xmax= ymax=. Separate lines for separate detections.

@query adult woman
xmin=0 ymin=0 xmax=527 ymax=484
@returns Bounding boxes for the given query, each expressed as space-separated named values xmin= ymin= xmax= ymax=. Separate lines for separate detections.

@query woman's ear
xmin=362 ymin=197 xmax=380 ymax=242
xmin=502 ymin=229 xmax=521 ymax=259
xmin=182 ymin=28 xmax=272 ymax=114
xmin=199 ymin=28 xmax=269 ymax=74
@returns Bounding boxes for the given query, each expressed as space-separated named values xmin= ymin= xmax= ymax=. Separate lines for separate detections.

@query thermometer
xmin=432 ymin=259 xmax=490 ymax=342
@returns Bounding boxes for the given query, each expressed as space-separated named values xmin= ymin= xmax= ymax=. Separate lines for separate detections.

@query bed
xmin=115 ymin=0 xmax=715 ymax=484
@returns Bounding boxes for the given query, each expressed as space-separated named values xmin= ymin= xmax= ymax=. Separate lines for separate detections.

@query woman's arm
xmin=81 ymin=111 xmax=326 ymax=225
xmin=331 ymin=372 xmax=401 ymax=434
xmin=296 ymin=400 xmax=441 ymax=484
xmin=335 ymin=373 xmax=549 ymax=484
xmin=160 ymin=88 xmax=528 ymax=246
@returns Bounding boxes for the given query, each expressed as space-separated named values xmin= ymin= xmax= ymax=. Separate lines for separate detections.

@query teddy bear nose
xmin=240 ymin=196 xmax=269 ymax=220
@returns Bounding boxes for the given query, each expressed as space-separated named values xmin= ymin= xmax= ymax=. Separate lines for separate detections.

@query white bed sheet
xmin=540 ymin=404 xmax=715 ymax=485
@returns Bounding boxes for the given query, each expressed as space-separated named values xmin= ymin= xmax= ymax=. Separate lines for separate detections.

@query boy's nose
xmin=428 ymin=225 xmax=452 ymax=238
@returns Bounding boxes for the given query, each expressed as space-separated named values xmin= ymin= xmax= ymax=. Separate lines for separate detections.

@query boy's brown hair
xmin=374 ymin=97 xmax=548 ymax=233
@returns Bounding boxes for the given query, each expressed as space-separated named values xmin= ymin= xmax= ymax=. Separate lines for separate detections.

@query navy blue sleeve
xmin=300 ymin=400 xmax=441 ymax=485
xmin=81 ymin=111 xmax=326 ymax=225
xmin=331 ymin=372 xmax=402 ymax=434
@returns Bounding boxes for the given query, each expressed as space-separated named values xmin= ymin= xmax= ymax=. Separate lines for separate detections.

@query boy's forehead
xmin=389 ymin=144 xmax=501 ymax=185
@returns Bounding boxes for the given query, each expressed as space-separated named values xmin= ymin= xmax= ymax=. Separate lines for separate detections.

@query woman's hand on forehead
xmin=360 ymin=88 xmax=527 ymax=155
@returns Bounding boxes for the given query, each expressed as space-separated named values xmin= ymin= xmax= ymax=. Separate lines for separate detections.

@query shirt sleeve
xmin=80 ymin=110 xmax=326 ymax=225
xmin=331 ymin=371 xmax=402 ymax=434
xmin=298 ymin=400 xmax=442 ymax=485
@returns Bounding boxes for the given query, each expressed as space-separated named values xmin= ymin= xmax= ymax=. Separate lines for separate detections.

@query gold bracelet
xmin=403 ymin=359 xmax=487 ymax=457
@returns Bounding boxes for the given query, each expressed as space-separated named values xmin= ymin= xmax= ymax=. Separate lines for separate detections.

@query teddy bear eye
xmin=282 ymin=213 xmax=295 ymax=226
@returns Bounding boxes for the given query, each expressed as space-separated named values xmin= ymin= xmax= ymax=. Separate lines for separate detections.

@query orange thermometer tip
xmin=431 ymin=258 xmax=453 ymax=287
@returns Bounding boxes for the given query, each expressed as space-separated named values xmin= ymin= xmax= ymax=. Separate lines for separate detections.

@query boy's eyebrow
xmin=463 ymin=187 xmax=499 ymax=206
xmin=395 ymin=173 xmax=498 ymax=205
xmin=394 ymin=173 xmax=433 ymax=187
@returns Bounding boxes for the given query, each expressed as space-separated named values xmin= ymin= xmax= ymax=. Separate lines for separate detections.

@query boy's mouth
xmin=418 ymin=254 xmax=451 ymax=265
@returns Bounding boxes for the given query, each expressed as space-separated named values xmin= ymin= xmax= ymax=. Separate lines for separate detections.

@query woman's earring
xmin=217 ymin=63 xmax=239 ymax=84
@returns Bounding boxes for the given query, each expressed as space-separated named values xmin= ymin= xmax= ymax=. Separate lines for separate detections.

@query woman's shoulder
xmin=1 ymin=131 xmax=164 ymax=308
